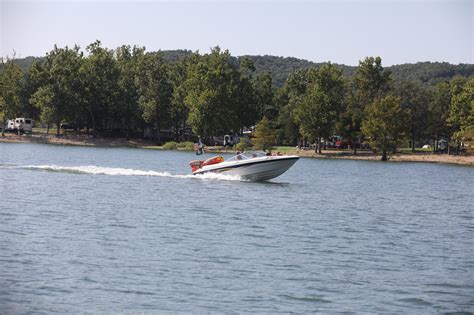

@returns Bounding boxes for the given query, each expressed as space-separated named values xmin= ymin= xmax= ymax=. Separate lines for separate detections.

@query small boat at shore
xmin=189 ymin=151 xmax=299 ymax=181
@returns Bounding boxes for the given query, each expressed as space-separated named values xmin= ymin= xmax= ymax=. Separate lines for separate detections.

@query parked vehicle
xmin=224 ymin=134 xmax=242 ymax=147
xmin=438 ymin=139 xmax=448 ymax=151
xmin=18 ymin=118 xmax=33 ymax=133
xmin=60 ymin=123 xmax=78 ymax=131
xmin=5 ymin=120 xmax=16 ymax=131
xmin=4 ymin=118 xmax=34 ymax=133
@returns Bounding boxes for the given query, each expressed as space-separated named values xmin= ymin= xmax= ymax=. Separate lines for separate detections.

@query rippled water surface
xmin=1 ymin=142 xmax=473 ymax=314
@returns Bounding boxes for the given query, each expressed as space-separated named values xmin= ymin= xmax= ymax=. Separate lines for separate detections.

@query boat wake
xmin=15 ymin=165 xmax=244 ymax=181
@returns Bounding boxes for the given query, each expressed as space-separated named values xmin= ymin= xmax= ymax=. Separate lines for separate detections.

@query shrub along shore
xmin=2 ymin=133 xmax=472 ymax=166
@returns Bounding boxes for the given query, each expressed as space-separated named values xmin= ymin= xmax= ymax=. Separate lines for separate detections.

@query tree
xmin=116 ymin=45 xmax=145 ymax=138
xmin=294 ymin=88 xmax=333 ymax=153
xmin=136 ymin=52 xmax=172 ymax=144
xmin=349 ymin=57 xmax=392 ymax=154
xmin=396 ymin=80 xmax=430 ymax=152
xmin=0 ymin=58 xmax=23 ymax=136
xmin=292 ymin=63 xmax=346 ymax=153
xmin=428 ymin=81 xmax=451 ymax=151
xmin=252 ymin=116 xmax=275 ymax=151
xmin=278 ymin=69 xmax=310 ymax=147
xmin=20 ymin=60 xmax=46 ymax=122
xmin=235 ymin=58 xmax=259 ymax=130
xmin=448 ymin=77 xmax=473 ymax=152
xmin=80 ymin=40 xmax=120 ymax=131
xmin=274 ymin=87 xmax=298 ymax=145
xmin=183 ymin=47 xmax=243 ymax=139
xmin=30 ymin=45 xmax=83 ymax=135
xmin=361 ymin=96 xmax=404 ymax=161
xmin=253 ymin=71 xmax=276 ymax=121
xmin=169 ymin=58 xmax=190 ymax=141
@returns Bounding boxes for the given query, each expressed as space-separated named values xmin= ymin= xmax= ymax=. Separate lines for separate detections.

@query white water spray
xmin=19 ymin=165 xmax=244 ymax=181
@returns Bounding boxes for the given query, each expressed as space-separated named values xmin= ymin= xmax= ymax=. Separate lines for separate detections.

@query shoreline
xmin=1 ymin=133 xmax=473 ymax=166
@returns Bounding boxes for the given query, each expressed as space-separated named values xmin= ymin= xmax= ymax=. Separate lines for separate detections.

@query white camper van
xmin=5 ymin=120 xmax=15 ymax=131
xmin=11 ymin=118 xmax=34 ymax=133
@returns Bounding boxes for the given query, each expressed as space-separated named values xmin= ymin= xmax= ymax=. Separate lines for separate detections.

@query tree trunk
xmin=56 ymin=122 xmax=60 ymax=136
xmin=318 ymin=136 xmax=322 ymax=154
xmin=1 ymin=113 xmax=5 ymax=137
xmin=156 ymin=123 xmax=161 ymax=145
xmin=182 ymin=121 xmax=186 ymax=142
xmin=46 ymin=124 xmax=50 ymax=134
xmin=381 ymin=148 xmax=387 ymax=161
xmin=411 ymin=131 xmax=415 ymax=152
xmin=447 ymin=136 xmax=451 ymax=155
xmin=125 ymin=124 xmax=130 ymax=140
xmin=353 ymin=137 xmax=357 ymax=155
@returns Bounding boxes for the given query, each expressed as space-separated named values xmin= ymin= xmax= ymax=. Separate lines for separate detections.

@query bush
xmin=176 ymin=141 xmax=194 ymax=151
xmin=235 ymin=138 xmax=250 ymax=152
xmin=163 ymin=141 xmax=178 ymax=150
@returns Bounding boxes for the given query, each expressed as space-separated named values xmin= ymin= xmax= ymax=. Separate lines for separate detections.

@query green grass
xmin=398 ymin=147 xmax=433 ymax=153
xmin=32 ymin=127 xmax=59 ymax=135
xmin=272 ymin=146 xmax=298 ymax=153
xmin=142 ymin=146 xmax=164 ymax=150
xmin=176 ymin=141 xmax=194 ymax=151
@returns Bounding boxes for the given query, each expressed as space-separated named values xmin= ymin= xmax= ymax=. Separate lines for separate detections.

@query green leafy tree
xmin=136 ymin=52 xmax=172 ymax=144
xmin=116 ymin=45 xmax=146 ymax=138
xmin=169 ymin=59 xmax=190 ymax=141
xmin=448 ymin=77 xmax=474 ymax=152
xmin=354 ymin=57 xmax=392 ymax=103
xmin=347 ymin=56 xmax=392 ymax=154
xmin=19 ymin=60 xmax=46 ymax=121
xmin=274 ymin=87 xmax=298 ymax=145
xmin=30 ymin=45 xmax=83 ymax=135
xmin=253 ymin=71 xmax=276 ymax=121
xmin=235 ymin=58 xmax=259 ymax=130
xmin=283 ymin=68 xmax=321 ymax=147
xmin=252 ymin=116 xmax=275 ymax=151
xmin=294 ymin=88 xmax=333 ymax=153
xmin=361 ymin=96 xmax=404 ymax=161
xmin=428 ymin=81 xmax=451 ymax=151
xmin=396 ymin=81 xmax=430 ymax=152
xmin=183 ymin=47 xmax=243 ymax=138
xmin=292 ymin=63 xmax=346 ymax=153
xmin=0 ymin=58 xmax=23 ymax=136
xmin=80 ymin=40 xmax=120 ymax=131
xmin=278 ymin=70 xmax=309 ymax=146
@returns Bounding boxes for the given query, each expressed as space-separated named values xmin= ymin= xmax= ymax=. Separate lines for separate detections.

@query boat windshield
xmin=227 ymin=151 xmax=267 ymax=162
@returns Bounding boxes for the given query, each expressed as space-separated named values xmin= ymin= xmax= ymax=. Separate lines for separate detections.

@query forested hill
xmin=4 ymin=50 xmax=473 ymax=87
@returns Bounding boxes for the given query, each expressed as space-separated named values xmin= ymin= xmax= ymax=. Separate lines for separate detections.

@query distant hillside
xmin=235 ymin=55 xmax=355 ymax=86
xmin=387 ymin=62 xmax=474 ymax=86
xmin=236 ymin=55 xmax=474 ymax=87
xmin=0 ymin=56 xmax=44 ymax=72
xmin=3 ymin=51 xmax=473 ymax=87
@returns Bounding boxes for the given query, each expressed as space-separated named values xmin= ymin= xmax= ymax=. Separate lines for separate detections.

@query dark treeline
xmin=1 ymin=41 xmax=473 ymax=159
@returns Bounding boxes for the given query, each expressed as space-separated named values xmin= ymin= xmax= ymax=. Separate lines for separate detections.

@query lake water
xmin=0 ymin=142 xmax=473 ymax=314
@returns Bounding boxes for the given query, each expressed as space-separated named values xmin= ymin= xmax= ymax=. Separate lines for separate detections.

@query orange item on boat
xmin=202 ymin=156 xmax=224 ymax=167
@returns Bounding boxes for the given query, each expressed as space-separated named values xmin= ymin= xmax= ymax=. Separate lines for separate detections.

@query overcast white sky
xmin=1 ymin=0 xmax=472 ymax=65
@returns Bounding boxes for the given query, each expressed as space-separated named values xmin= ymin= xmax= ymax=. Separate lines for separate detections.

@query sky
xmin=1 ymin=0 xmax=472 ymax=66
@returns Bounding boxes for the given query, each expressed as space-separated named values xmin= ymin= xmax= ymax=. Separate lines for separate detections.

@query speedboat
xmin=189 ymin=151 xmax=299 ymax=181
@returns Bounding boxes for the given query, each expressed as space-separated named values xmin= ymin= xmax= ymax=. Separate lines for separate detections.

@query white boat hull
xmin=193 ymin=156 xmax=299 ymax=181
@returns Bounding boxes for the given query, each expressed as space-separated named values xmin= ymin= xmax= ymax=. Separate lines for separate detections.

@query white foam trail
xmin=21 ymin=165 xmax=244 ymax=181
